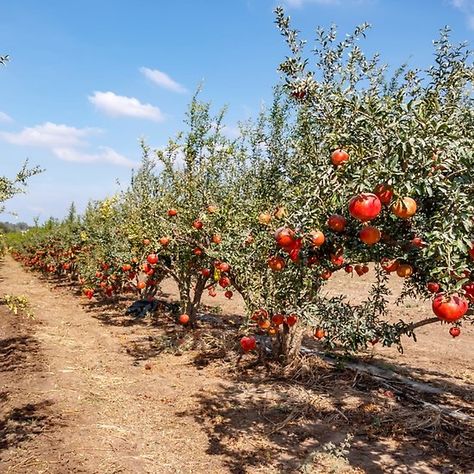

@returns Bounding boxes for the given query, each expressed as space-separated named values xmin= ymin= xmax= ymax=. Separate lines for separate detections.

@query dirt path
xmin=0 ymin=256 xmax=229 ymax=473
xmin=1 ymin=255 xmax=473 ymax=473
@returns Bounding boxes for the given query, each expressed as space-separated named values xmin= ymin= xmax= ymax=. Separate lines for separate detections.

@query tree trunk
xmin=273 ymin=323 xmax=304 ymax=365
xmin=180 ymin=276 xmax=206 ymax=328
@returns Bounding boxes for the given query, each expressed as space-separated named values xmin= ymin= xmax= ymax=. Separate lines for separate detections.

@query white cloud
xmin=89 ymin=91 xmax=164 ymax=121
xmin=0 ymin=111 xmax=13 ymax=123
xmin=450 ymin=0 xmax=474 ymax=28
xmin=0 ymin=122 xmax=135 ymax=168
xmin=0 ymin=122 xmax=98 ymax=148
xmin=53 ymin=147 xmax=135 ymax=168
xmin=140 ymin=67 xmax=188 ymax=94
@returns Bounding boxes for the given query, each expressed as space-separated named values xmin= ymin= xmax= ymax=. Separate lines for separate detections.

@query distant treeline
xmin=0 ymin=222 xmax=30 ymax=233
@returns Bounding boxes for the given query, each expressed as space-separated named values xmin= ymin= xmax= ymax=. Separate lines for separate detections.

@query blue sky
xmin=1 ymin=0 xmax=473 ymax=223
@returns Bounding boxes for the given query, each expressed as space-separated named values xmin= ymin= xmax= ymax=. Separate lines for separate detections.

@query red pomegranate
xmin=349 ymin=193 xmax=382 ymax=222
xmin=432 ymin=294 xmax=468 ymax=322
xmin=274 ymin=227 xmax=296 ymax=248
xmin=327 ymin=215 xmax=346 ymax=232
xmin=449 ymin=327 xmax=461 ymax=338
xmin=373 ymin=184 xmax=393 ymax=205
xmin=463 ymin=282 xmax=474 ymax=300
xmin=147 ymin=254 xmax=159 ymax=265
xmin=427 ymin=282 xmax=440 ymax=294
xmin=359 ymin=226 xmax=381 ymax=245
xmin=240 ymin=336 xmax=256 ymax=352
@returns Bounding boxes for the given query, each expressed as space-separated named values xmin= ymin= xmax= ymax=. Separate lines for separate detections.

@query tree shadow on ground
xmin=81 ymin=294 xmax=179 ymax=328
xmin=0 ymin=334 xmax=40 ymax=372
xmin=177 ymin=358 xmax=474 ymax=474
xmin=122 ymin=310 xmax=245 ymax=363
xmin=302 ymin=337 xmax=474 ymax=410
xmin=0 ymin=401 xmax=55 ymax=452
xmin=370 ymin=360 xmax=474 ymax=404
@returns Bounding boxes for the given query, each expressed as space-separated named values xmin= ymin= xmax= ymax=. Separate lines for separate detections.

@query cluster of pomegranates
xmin=201 ymin=261 xmax=233 ymax=299
xmin=239 ymin=309 xmax=298 ymax=351
xmin=252 ymin=308 xmax=297 ymax=335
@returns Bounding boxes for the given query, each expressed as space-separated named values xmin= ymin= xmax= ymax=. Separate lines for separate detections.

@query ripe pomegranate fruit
xmin=327 ymin=214 xmax=346 ymax=232
xmin=330 ymin=254 xmax=344 ymax=267
xmin=179 ymin=314 xmax=190 ymax=324
xmin=391 ymin=197 xmax=417 ymax=219
xmin=218 ymin=276 xmax=231 ymax=288
xmin=286 ymin=238 xmax=303 ymax=262
xmin=449 ymin=327 xmax=461 ymax=338
xmin=258 ymin=319 xmax=271 ymax=329
xmin=274 ymin=227 xmax=296 ymax=248
xmin=147 ymin=254 xmax=159 ymax=265
xmin=268 ymin=255 xmax=286 ymax=272
xmin=463 ymin=282 xmax=474 ymax=300
xmin=219 ymin=262 xmax=231 ymax=273
xmin=272 ymin=314 xmax=285 ymax=326
xmin=314 ymin=328 xmax=325 ymax=340
xmin=396 ymin=264 xmax=413 ymax=278
xmin=286 ymin=314 xmax=298 ymax=326
xmin=251 ymin=308 xmax=268 ymax=321
xmin=349 ymin=193 xmax=382 ymax=222
xmin=240 ymin=336 xmax=257 ymax=352
xmin=427 ymin=282 xmax=440 ymax=293
xmin=309 ymin=230 xmax=325 ymax=247
xmin=373 ymin=184 xmax=393 ymax=205
xmin=411 ymin=237 xmax=426 ymax=248
xmin=321 ymin=269 xmax=332 ymax=280
xmin=432 ymin=294 xmax=468 ymax=322
xmin=200 ymin=268 xmax=211 ymax=278
xmin=331 ymin=149 xmax=349 ymax=166
xmin=359 ymin=226 xmax=381 ymax=245
xmin=381 ymin=258 xmax=399 ymax=273
xmin=355 ymin=265 xmax=364 ymax=276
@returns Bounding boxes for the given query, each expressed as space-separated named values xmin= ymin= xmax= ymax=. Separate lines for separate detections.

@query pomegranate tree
xmin=220 ymin=9 xmax=474 ymax=361
xmin=116 ymin=98 xmax=244 ymax=326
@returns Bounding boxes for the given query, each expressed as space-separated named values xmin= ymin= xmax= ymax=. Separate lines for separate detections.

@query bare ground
xmin=0 ymin=255 xmax=473 ymax=473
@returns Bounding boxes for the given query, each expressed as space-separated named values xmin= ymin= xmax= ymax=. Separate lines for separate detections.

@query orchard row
xmin=7 ymin=10 xmax=474 ymax=362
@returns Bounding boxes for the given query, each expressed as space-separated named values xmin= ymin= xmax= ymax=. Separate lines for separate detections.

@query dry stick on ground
xmin=300 ymin=347 xmax=443 ymax=395
xmin=379 ymin=380 xmax=473 ymax=423
xmin=300 ymin=347 xmax=473 ymax=423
